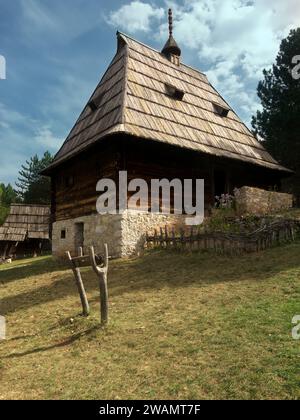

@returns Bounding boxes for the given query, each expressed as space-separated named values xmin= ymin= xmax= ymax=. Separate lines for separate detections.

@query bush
xmin=215 ymin=193 xmax=235 ymax=210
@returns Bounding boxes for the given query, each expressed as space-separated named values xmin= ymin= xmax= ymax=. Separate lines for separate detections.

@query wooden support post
xmin=172 ymin=227 xmax=176 ymax=248
xmin=160 ymin=227 xmax=164 ymax=248
xmin=180 ymin=228 xmax=185 ymax=249
xmin=89 ymin=245 xmax=109 ymax=325
xmin=2 ymin=242 xmax=9 ymax=260
xmin=66 ymin=250 xmax=90 ymax=317
xmin=145 ymin=232 xmax=149 ymax=249
xmin=165 ymin=225 xmax=169 ymax=248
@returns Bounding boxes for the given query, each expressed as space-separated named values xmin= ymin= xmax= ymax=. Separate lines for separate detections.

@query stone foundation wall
xmin=52 ymin=214 xmax=123 ymax=258
xmin=235 ymin=186 xmax=293 ymax=216
xmin=120 ymin=211 xmax=186 ymax=257
xmin=52 ymin=211 xmax=187 ymax=258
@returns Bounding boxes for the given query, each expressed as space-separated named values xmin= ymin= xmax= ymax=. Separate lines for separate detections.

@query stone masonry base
xmin=52 ymin=211 xmax=187 ymax=258
xmin=235 ymin=186 xmax=293 ymax=215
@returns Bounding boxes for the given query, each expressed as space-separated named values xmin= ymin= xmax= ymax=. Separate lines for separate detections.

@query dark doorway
xmin=74 ymin=222 xmax=84 ymax=250
xmin=214 ymin=170 xmax=227 ymax=197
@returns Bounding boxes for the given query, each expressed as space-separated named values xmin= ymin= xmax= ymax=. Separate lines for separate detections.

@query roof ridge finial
xmin=161 ymin=8 xmax=181 ymax=58
xmin=168 ymin=8 xmax=173 ymax=37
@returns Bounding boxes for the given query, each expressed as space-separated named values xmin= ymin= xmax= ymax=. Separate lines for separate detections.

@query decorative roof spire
xmin=161 ymin=8 xmax=181 ymax=58
xmin=168 ymin=8 xmax=173 ymax=37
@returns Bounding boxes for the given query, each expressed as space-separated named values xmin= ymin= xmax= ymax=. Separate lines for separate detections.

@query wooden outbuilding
xmin=42 ymin=10 xmax=291 ymax=257
xmin=0 ymin=204 xmax=51 ymax=259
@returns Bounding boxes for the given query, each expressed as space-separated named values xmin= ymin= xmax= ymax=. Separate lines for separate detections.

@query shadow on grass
xmin=0 ymin=272 xmax=91 ymax=316
xmin=2 ymin=325 xmax=100 ymax=359
xmin=1 ymin=242 xmax=300 ymax=317
xmin=0 ymin=256 xmax=66 ymax=285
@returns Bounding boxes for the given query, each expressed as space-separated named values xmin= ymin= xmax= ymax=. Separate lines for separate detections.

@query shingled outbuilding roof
xmin=0 ymin=204 xmax=50 ymax=242
xmin=44 ymin=31 xmax=290 ymax=174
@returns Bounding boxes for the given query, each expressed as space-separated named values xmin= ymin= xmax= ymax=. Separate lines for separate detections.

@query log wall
xmin=51 ymin=135 xmax=282 ymax=222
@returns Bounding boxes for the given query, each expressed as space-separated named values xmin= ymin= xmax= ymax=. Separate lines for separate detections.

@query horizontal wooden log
xmin=70 ymin=254 xmax=104 ymax=268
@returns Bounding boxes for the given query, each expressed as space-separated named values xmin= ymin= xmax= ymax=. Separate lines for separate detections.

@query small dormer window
xmin=88 ymin=91 xmax=105 ymax=112
xmin=170 ymin=54 xmax=180 ymax=66
xmin=88 ymin=100 xmax=98 ymax=112
xmin=213 ymin=102 xmax=229 ymax=117
xmin=165 ymin=83 xmax=184 ymax=100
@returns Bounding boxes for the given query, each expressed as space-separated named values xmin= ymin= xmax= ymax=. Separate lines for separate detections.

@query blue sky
xmin=0 ymin=0 xmax=299 ymax=185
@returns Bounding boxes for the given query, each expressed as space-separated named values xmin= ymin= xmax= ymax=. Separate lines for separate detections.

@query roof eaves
xmin=40 ymin=123 xmax=126 ymax=174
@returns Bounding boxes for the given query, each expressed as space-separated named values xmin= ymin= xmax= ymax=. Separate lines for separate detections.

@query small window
xmin=213 ymin=102 xmax=229 ymax=117
xmin=165 ymin=83 xmax=184 ymax=100
xmin=88 ymin=100 xmax=98 ymax=112
xmin=61 ymin=229 xmax=66 ymax=239
xmin=88 ymin=91 xmax=106 ymax=112
xmin=64 ymin=175 xmax=74 ymax=188
xmin=170 ymin=54 xmax=180 ymax=66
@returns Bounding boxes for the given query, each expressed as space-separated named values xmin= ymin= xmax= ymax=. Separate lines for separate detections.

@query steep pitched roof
xmin=0 ymin=204 xmax=50 ymax=242
xmin=46 ymin=32 xmax=290 ymax=173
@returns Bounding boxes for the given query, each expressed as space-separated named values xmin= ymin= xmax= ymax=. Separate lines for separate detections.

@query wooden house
xmin=0 ymin=204 xmax=51 ymax=259
xmin=42 ymin=10 xmax=291 ymax=257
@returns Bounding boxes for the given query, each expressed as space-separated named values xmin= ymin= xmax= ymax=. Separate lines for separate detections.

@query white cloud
xmin=164 ymin=0 xmax=300 ymax=124
xmin=34 ymin=126 xmax=62 ymax=151
xmin=0 ymin=103 xmax=61 ymax=184
xmin=107 ymin=1 xmax=164 ymax=33
xmin=108 ymin=0 xmax=299 ymax=125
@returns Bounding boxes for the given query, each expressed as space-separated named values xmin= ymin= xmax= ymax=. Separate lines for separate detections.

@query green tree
xmin=0 ymin=183 xmax=18 ymax=225
xmin=0 ymin=207 xmax=8 ymax=225
xmin=0 ymin=185 xmax=5 ymax=225
xmin=252 ymin=28 xmax=300 ymax=202
xmin=0 ymin=183 xmax=18 ymax=206
xmin=15 ymin=152 xmax=53 ymax=204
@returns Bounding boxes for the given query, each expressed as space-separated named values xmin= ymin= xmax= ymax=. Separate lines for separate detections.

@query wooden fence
xmin=146 ymin=219 xmax=300 ymax=255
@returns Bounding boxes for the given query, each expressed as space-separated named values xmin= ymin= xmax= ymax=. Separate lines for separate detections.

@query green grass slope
xmin=0 ymin=244 xmax=300 ymax=400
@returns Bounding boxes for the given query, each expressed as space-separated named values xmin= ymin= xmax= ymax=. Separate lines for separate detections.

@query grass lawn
xmin=0 ymin=244 xmax=300 ymax=400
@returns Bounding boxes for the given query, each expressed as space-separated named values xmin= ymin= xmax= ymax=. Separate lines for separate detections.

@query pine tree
xmin=252 ymin=28 xmax=300 ymax=202
xmin=15 ymin=151 xmax=53 ymax=204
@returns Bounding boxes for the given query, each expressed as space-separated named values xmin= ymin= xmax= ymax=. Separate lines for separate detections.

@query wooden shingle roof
xmin=0 ymin=204 xmax=50 ymax=242
xmin=45 ymin=32 xmax=290 ymax=173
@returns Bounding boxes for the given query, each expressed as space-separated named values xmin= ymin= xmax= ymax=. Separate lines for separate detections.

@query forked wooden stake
xmin=89 ymin=245 xmax=109 ymax=325
xmin=66 ymin=248 xmax=90 ymax=317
